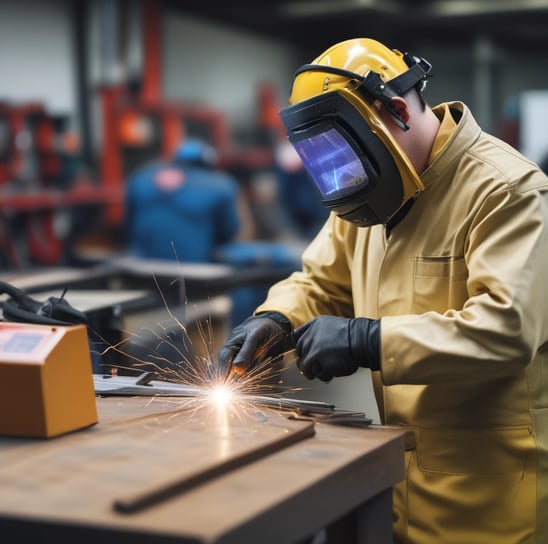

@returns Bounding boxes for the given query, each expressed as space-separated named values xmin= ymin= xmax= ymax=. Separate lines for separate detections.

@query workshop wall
xmin=162 ymin=11 xmax=300 ymax=135
xmin=0 ymin=1 xmax=302 ymax=161
xmin=0 ymin=0 xmax=76 ymax=115
xmin=421 ymin=40 xmax=548 ymax=137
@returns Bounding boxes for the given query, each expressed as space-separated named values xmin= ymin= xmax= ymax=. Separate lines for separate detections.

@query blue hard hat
xmin=173 ymin=138 xmax=218 ymax=166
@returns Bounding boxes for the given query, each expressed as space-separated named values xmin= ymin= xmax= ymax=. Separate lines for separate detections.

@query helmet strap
xmin=293 ymin=57 xmax=431 ymax=132
xmin=388 ymin=57 xmax=432 ymax=96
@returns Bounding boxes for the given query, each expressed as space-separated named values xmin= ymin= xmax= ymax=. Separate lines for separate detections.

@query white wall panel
xmin=162 ymin=12 xmax=299 ymax=132
xmin=0 ymin=0 xmax=75 ymax=114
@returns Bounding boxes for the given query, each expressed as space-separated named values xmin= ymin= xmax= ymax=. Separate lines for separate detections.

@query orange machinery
xmin=0 ymin=101 xmax=120 ymax=268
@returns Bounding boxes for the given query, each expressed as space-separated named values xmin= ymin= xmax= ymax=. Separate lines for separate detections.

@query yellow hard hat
xmin=290 ymin=38 xmax=412 ymax=104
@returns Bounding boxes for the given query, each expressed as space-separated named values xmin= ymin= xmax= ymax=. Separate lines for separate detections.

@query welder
xmin=218 ymin=37 xmax=548 ymax=543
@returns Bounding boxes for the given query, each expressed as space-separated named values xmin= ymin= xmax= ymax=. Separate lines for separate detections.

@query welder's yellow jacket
xmin=256 ymin=102 xmax=548 ymax=543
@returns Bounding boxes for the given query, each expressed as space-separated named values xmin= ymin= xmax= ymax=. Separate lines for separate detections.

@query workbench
xmin=0 ymin=396 xmax=405 ymax=543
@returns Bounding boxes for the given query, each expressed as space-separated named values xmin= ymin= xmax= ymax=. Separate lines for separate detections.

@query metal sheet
xmin=93 ymin=373 xmax=373 ymax=426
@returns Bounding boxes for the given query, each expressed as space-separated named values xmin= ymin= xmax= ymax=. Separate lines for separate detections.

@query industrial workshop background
xmin=2 ymin=0 xmax=548 ymax=268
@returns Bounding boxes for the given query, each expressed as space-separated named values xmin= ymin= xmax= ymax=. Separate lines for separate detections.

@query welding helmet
xmin=280 ymin=38 xmax=432 ymax=227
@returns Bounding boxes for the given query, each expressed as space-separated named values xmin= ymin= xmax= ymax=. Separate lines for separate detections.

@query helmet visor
xmin=292 ymin=127 xmax=369 ymax=200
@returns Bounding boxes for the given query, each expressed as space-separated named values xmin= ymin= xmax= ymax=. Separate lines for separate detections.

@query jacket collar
xmin=420 ymin=101 xmax=482 ymax=187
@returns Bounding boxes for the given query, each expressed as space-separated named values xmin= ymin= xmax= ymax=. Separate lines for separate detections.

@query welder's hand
xmin=293 ymin=316 xmax=380 ymax=382
xmin=218 ymin=312 xmax=295 ymax=377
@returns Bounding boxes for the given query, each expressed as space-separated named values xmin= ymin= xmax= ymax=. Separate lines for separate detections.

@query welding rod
xmin=113 ymin=421 xmax=315 ymax=514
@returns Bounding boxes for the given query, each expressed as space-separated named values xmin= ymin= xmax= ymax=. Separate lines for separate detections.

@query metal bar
xmin=113 ymin=420 xmax=316 ymax=514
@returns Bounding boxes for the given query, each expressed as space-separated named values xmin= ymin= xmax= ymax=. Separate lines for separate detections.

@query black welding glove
xmin=218 ymin=312 xmax=295 ymax=377
xmin=293 ymin=316 xmax=380 ymax=382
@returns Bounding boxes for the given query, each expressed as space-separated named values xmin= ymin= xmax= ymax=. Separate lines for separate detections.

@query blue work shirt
xmin=125 ymin=161 xmax=241 ymax=262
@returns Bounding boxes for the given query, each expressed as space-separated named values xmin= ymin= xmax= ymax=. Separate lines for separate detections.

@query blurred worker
xmin=124 ymin=137 xmax=295 ymax=328
xmin=273 ymin=139 xmax=329 ymax=241
xmin=218 ymin=38 xmax=548 ymax=543
xmin=125 ymin=138 xmax=245 ymax=262
xmin=123 ymin=138 xmax=250 ymax=373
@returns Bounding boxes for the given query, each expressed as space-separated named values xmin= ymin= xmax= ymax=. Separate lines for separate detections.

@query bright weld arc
xmin=207 ymin=383 xmax=238 ymax=408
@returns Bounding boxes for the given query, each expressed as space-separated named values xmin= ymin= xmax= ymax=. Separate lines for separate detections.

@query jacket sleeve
xmin=255 ymin=213 xmax=356 ymax=327
xmin=381 ymin=180 xmax=548 ymax=385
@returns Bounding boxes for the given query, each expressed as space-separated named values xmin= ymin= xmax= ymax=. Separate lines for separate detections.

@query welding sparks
xmin=91 ymin=272 xmax=308 ymax=419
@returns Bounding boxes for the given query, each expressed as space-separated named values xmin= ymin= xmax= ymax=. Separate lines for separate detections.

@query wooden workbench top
xmin=0 ymin=396 xmax=405 ymax=544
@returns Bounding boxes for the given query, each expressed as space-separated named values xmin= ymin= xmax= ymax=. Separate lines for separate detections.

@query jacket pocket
xmin=416 ymin=427 xmax=533 ymax=475
xmin=412 ymin=256 xmax=468 ymax=314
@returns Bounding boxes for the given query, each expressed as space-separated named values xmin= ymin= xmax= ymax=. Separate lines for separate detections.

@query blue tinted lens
xmin=293 ymin=128 xmax=368 ymax=199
